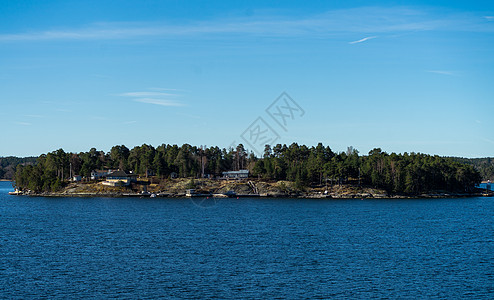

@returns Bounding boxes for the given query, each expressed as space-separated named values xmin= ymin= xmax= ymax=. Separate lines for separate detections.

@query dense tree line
xmin=252 ymin=144 xmax=480 ymax=194
xmin=0 ymin=156 xmax=37 ymax=180
xmin=452 ymin=157 xmax=494 ymax=181
xmin=13 ymin=144 xmax=247 ymax=192
xmin=13 ymin=143 xmax=481 ymax=194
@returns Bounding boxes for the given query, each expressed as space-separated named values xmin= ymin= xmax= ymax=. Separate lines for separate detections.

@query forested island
xmin=8 ymin=143 xmax=490 ymax=198
xmin=0 ymin=156 xmax=37 ymax=180
xmin=452 ymin=157 xmax=494 ymax=181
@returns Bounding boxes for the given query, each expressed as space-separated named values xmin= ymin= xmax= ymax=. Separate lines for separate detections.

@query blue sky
xmin=1 ymin=0 xmax=493 ymax=157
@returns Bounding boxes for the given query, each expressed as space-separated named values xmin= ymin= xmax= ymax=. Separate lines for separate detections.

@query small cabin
xmin=222 ymin=170 xmax=249 ymax=179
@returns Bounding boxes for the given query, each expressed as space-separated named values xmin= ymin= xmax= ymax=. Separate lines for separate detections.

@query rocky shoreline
xmin=10 ymin=178 xmax=493 ymax=199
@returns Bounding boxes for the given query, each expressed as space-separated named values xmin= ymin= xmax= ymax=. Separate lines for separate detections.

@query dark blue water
xmin=1 ymin=181 xmax=493 ymax=298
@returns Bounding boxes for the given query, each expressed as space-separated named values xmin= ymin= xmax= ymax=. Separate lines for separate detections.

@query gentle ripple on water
xmin=0 ymin=182 xmax=493 ymax=298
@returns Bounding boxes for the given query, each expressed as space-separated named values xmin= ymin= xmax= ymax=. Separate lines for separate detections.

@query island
xmin=8 ymin=143 xmax=492 ymax=198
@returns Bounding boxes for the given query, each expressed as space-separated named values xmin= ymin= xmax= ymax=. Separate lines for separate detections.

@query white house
xmin=102 ymin=170 xmax=138 ymax=186
xmin=91 ymin=169 xmax=112 ymax=180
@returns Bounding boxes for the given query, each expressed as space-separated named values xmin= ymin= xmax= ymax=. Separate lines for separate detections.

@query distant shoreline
xmin=8 ymin=179 xmax=492 ymax=199
xmin=0 ymin=179 xmax=12 ymax=182
xmin=8 ymin=193 xmax=492 ymax=199
xmin=8 ymin=176 xmax=493 ymax=199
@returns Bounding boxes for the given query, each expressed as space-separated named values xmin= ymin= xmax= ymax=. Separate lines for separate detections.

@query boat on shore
xmin=8 ymin=190 xmax=23 ymax=196
xmin=185 ymin=189 xmax=212 ymax=197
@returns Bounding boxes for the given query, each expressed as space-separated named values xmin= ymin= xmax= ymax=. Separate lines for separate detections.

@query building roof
xmin=107 ymin=170 xmax=135 ymax=177
xmin=223 ymin=170 xmax=249 ymax=174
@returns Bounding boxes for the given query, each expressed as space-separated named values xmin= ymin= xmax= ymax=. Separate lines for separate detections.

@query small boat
xmin=8 ymin=190 xmax=23 ymax=195
xmin=224 ymin=190 xmax=237 ymax=197
xmin=185 ymin=189 xmax=212 ymax=197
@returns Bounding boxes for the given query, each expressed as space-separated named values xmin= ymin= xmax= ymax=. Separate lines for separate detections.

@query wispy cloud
xmin=485 ymin=16 xmax=494 ymax=20
xmin=15 ymin=121 xmax=31 ymax=126
xmin=119 ymin=92 xmax=178 ymax=97
xmin=349 ymin=36 xmax=377 ymax=44
xmin=135 ymin=98 xmax=183 ymax=107
xmin=1 ymin=7 xmax=493 ymax=42
xmin=482 ymin=137 xmax=494 ymax=144
xmin=120 ymin=88 xmax=185 ymax=107
xmin=426 ymin=70 xmax=457 ymax=76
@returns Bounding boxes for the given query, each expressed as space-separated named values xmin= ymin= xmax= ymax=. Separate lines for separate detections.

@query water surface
xmin=1 ymin=182 xmax=493 ymax=298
